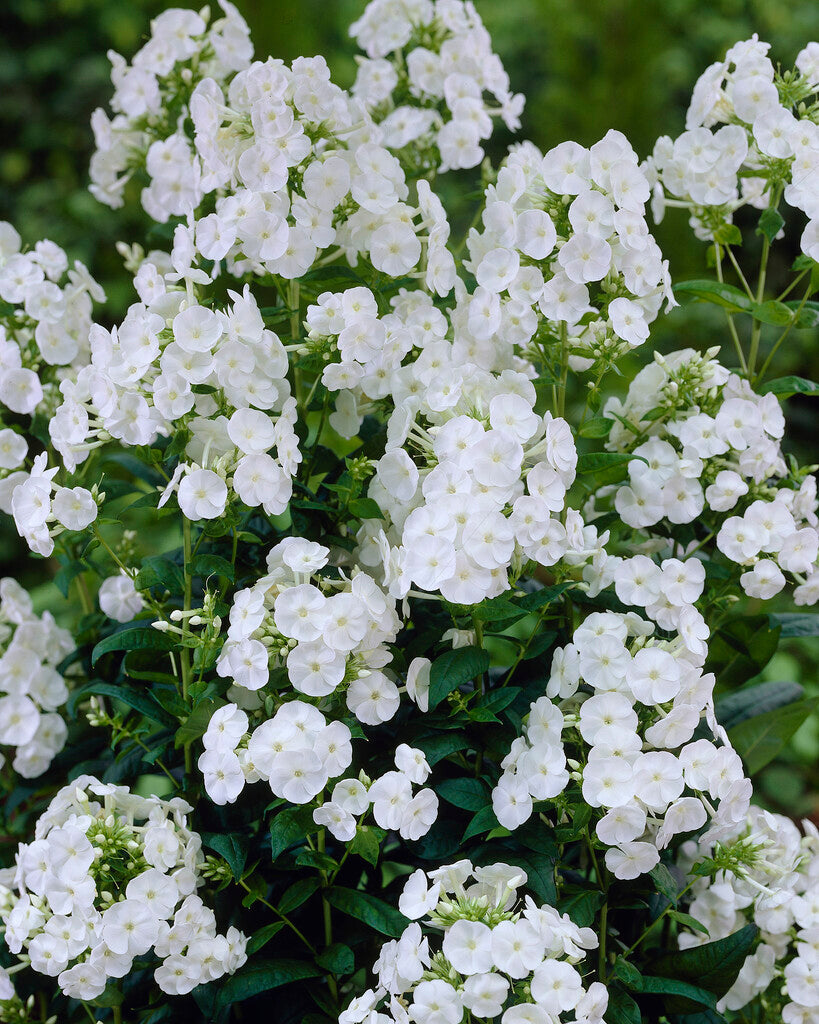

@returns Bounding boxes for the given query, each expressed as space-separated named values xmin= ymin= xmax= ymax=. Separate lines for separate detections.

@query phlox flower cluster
xmin=676 ymin=807 xmax=819 ymax=1022
xmin=47 ymin=277 xmax=298 ymax=524
xmin=647 ymin=37 xmax=819 ymax=257
xmin=493 ymin=611 xmax=753 ymax=880
xmin=0 ymin=578 xmax=73 ymax=779
xmin=10 ymin=454 xmax=101 ymax=557
xmin=341 ymin=860 xmax=607 ymax=1024
xmin=0 ymin=224 xmax=104 ymax=424
xmin=0 ymin=777 xmax=246 ymax=999
xmin=462 ymin=133 xmax=672 ymax=374
xmin=89 ymin=2 xmax=253 ymax=217
xmin=197 ymin=537 xmax=429 ymax=805
xmin=186 ymin=52 xmax=456 ymax=285
xmin=350 ymin=0 xmax=524 ymax=173
xmin=601 ymin=348 xmax=819 ymax=604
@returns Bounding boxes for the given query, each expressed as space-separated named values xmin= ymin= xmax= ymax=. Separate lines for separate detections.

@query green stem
xmin=620 ymin=878 xmax=697 ymax=958
xmin=748 ymin=185 xmax=781 ymax=377
xmin=714 ymin=247 xmax=748 ymax=375
xmin=317 ymin=829 xmax=339 ymax=1004
xmin=556 ymin=322 xmax=569 ymax=419
xmin=725 ymin=245 xmax=754 ymax=299
xmin=181 ymin=517 xmax=193 ymax=774
xmin=289 ymin=281 xmax=303 ymax=408
xmin=598 ymin=901 xmax=608 ymax=984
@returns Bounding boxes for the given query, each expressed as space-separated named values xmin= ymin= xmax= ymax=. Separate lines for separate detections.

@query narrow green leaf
xmin=201 ymin=832 xmax=247 ymax=880
xmin=728 ymin=698 xmax=819 ymax=774
xmin=770 ymin=612 xmax=819 ymax=637
xmin=279 ymin=878 xmax=320 ymax=915
xmin=758 ymin=375 xmax=819 ymax=398
xmin=91 ymin=626 xmax=177 ymax=666
xmin=325 ymin=888 xmax=408 ymax=937
xmin=213 ymin=959 xmax=322 ymax=1010
xmin=649 ymin=923 xmax=757 ymax=998
xmin=316 ymin=943 xmax=354 ymax=976
xmin=715 ymin=680 xmax=803 ymax=732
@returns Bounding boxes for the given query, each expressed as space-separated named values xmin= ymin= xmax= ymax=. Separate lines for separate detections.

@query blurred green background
xmin=1 ymin=0 xmax=818 ymax=815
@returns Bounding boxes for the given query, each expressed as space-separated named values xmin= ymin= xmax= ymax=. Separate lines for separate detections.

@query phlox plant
xmin=0 ymin=4 xmax=819 ymax=1023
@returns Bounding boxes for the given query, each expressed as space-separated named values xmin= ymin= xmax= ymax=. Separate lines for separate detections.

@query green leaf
xmin=669 ymin=910 xmax=710 ymax=937
xmin=246 ymin=922 xmax=284 ymax=955
xmin=639 ymin=975 xmax=717 ymax=1011
xmin=576 ymin=451 xmax=645 ymax=475
xmin=428 ymin=646 xmax=489 ymax=710
xmin=348 ymin=497 xmax=384 ymax=520
xmin=516 ymin=583 xmax=576 ymax=612
xmin=414 ymin=731 xmax=470 ymax=766
xmin=436 ymin=777 xmax=490 ymax=812
xmin=606 ymin=986 xmax=642 ymax=1024
xmin=756 ymin=206 xmax=785 ymax=244
xmin=213 ymin=959 xmax=323 ymax=1010
xmin=674 ymin=279 xmax=753 ymax=315
xmin=770 ymin=613 xmax=819 ymax=637
xmin=758 ymin=375 xmax=819 ymax=398
xmin=650 ymin=863 xmax=680 ymax=904
xmin=707 ymin=614 xmax=780 ymax=688
xmin=134 ymin=555 xmax=185 ymax=594
xmin=649 ymin=923 xmax=758 ymax=998
xmin=270 ymin=806 xmax=316 ymax=861
xmin=325 ymin=888 xmax=408 ymax=937
xmin=471 ymin=596 xmax=527 ymax=625
xmin=91 ymin=625 xmax=177 ymax=666
xmin=715 ymin=680 xmax=803 ymax=732
xmin=505 ymin=849 xmax=556 ymax=904
xmin=279 ymin=878 xmax=321 ymax=915
xmin=68 ymin=680 xmax=176 ymax=728
xmin=728 ymin=697 xmax=819 ymax=774
xmin=612 ymin=958 xmax=643 ymax=990
xmin=201 ymin=833 xmax=247 ymax=880
xmin=559 ymin=889 xmax=603 ymax=927
xmin=316 ymin=943 xmax=354 ymax=976
xmin=713 ymin=223 xmax=743 ymax=246
xmin=787 ymin=300 xmax=819 ymax=329
xmin=54 ymin=561 xmax=88 ymax=599
xmin=175 ymin=699 xmax=225 ymax=749
xmin=350 ymin=826 xmax=383 ymax=867
xmin=190 ymin=553 xmax=235 ymax=581
xmin=578 ymin=416 xmax=612 ymax=438
xmin=462 ymin=804 xmax=499 ymax=842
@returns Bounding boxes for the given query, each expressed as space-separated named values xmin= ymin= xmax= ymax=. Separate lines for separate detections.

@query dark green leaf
xmin=68 ymin=680 xmax=176 ymax=729
xmin=348 ymin=497 xmax=384 ymax=520
xmin=649 ymin=924 xmax=757 ymax=998
xmin=213 ymin=959 xmax=323 ymax=1010
xmin=316 ymin=943 xmax=354 ymax=976
xmin=279 ymin=878 xmax=321 ymax=915
xmin=758 ymin=375 xmax=819 ymax=398
xmin=428 ymin=646 xmax=489 ymax=709
xmin=559 ymin=889 xmax=603 ymax=927
xmin=756 ymin=207 xmax=785 ymax=243
xmin=462 ymin=804 xmax=499 ymax=842
xmin=325 ymin=888 xmax=408 ymax=937
xmin=270 ymin=806 xmax=316 ymax=861
xmin=246 ymin=922 xmax=284 ymax=955
xmin=190 ymin=553 xmax=235 ymax=581
xmin=606 ymin=985 xmax=642 ymax=1024
xmin=729 ymin=698 xmax=819 ymax=774
xmin=201 ymin=833 xmax=247 ymax=880
xmin=134 ymin=555 xmax=185 ymax=594
xmin=715 ymin=680 xmax=803 ymax=732
xmin=640 ymin=975 xmax=717 ymax=1010
xmin=576 ymin=452 xmax=645 ymax=474
xmin=650 ymin=863 xmax=680 ymax=904
xmin=770 ymin=613 xmax=819 ymax=637
xmin=713 ymin=223 xmax=742 ymax=246
xmin=350 ymin=827 xmax=383 ymax=867
xmin=175 ymin=699 xmax=225 ymax=748
xmin=436 ymin=777 xmax=490 ymax=812
xmin=91 ymin=625 xmax=177 ymax=666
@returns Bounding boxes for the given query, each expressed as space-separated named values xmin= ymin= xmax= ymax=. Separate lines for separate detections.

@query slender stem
xmin=181 ymin=517 xmax=193 ymax=774
xmin=289 ymin=281 xmax=303 ymax=408
xmin=237 ymin=878 xmax=317 ymax=954
xmin=113 ymin=1006 xmax=122 ymax=1024
xmin=73 ymin=570 xmax=94 ymax=616
xmin=598 ymin=902 xmax=608 ymax=984
xmin=317 ymin=829 xmax=339 ymax=1003
xmin=714 ymin=247 xmax=748 ymax=374
xmin=556 ymin=322 xmax=569 ymax=419
xmin=725 ymin=245 xmax=754 ymax=299
xmin=747 ymin=186 xmax=781 ymax=377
